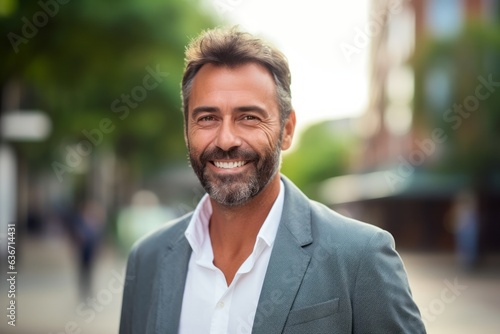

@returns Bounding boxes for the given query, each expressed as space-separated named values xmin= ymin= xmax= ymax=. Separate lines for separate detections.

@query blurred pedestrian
xmin=73 ymin=199 xmax=105 ymax=297
xmin=451 ymin=190 xmax=479 ymax=269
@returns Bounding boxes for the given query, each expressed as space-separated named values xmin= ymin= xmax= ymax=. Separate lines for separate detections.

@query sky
xmin=202 ymin=0 xmax=371 ymax=135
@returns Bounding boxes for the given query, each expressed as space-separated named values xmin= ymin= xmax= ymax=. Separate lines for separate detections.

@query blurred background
xmin=1 ymin=0 xmax=499 ymax=333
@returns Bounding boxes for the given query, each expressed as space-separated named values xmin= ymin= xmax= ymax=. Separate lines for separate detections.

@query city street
xmin=1 ymin=235 xmax=499 ymax=333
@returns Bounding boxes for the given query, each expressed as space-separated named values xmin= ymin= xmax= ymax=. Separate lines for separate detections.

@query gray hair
xmin=181 ymin=27 xmax=292 ymax=130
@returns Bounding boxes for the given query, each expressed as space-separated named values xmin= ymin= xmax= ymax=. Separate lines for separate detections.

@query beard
xmin=188 ymin=140 xmax=282 ymax=207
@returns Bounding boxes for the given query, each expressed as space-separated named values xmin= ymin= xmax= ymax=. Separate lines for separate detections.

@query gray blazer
xmin=119 ymin=176 xmax=426 ymax=333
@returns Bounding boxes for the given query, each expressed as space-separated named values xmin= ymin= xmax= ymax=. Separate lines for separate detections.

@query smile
xmin=212 ymin=160 xmax=248 ymax=169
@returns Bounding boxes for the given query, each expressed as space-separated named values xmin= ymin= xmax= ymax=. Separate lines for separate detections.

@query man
xmin=119 ymin=27 xmax=426 ymax=334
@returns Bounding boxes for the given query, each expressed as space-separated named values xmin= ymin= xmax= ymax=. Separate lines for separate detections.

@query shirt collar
xmin=184 ymin=193 xmax=212 ymax=256
xmin=185 ymin=180 xmax=285 ymax=256
xmin=255 ymin=180 xmax=285 ymax=248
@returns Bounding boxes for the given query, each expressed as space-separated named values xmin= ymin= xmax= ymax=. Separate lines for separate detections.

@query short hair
xmin=181 ymin=27 xmax=292 ymax=129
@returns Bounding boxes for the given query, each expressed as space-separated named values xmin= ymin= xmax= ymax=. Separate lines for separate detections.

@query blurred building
xmin=362 ymin=0 xmax=498 ymax=169
xmin=321 ymin=0 xmax=500 ymax=255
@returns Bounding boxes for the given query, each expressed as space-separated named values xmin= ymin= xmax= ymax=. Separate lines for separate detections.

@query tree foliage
xmin=412 ymin=20 xmax=500 ymax=181
xmin=1 ymin=0 xmax=216 ymax=173
xmin=282 ymin=121 xmax=357 ymax=199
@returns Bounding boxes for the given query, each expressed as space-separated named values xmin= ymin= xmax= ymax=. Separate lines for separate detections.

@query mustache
xmin=200 ymin=147 xmax=259 ymax=165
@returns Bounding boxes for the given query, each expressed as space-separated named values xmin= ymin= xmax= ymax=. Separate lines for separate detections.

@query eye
xmin=198 ymin=115 xmax=216 ymax=122
xmin=195 ymin=115 xmax=219 ymax=128
xmin=240 ymin=115 xmax=261 ymax=123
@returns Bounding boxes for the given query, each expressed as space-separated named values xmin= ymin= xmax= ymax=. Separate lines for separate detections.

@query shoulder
xmin=305 ymin=199 xmax=396 ymax=270
xmin=309 ymin=199 xmax=391 ymax=245
xmin=305 ymin=200 xmax=405 ymax=291
xmin=306 ymin=199 xmax=403 ymax=281
xmin=128 ymin=212 xmax=193 ymax=263
xmin=280 ymin=175 xmax=394 ymax=253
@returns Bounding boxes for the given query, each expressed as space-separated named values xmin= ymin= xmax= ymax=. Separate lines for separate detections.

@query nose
xmin=214 ymin=118 xmax=242 ymax=151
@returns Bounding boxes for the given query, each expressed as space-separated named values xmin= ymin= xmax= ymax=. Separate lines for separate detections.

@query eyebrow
xmin=191 ymin=106 xmax=219 ymax=120
xmin=236 ymin=105 xmax=269 ymax=117
xmin=191 ymin=105 xmax=269 ymax=119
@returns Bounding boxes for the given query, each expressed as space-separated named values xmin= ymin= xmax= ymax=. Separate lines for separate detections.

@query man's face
xmin=186 ymin=62 xmax=294 ymax=206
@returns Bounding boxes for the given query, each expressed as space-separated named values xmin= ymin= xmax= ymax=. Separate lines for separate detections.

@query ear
xmin=184 ymin=126 xmax=189 ymax=149
xmin=280 ymin=110 xmax=296 ymax=151
xmin=183 ymin=111 xmax=190 ymax=149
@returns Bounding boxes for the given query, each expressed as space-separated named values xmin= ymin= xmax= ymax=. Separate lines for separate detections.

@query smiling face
xmin=186 ymin=62 xmax=295 ymax=206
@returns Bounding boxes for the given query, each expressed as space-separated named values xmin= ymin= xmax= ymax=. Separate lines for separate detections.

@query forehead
xmin=189 ymin=62 xmax=277 ymax=109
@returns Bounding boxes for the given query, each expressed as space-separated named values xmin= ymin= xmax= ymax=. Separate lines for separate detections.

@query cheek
xmin=249 ymin=136 xmax=280 ymax=161
xmin=188 ymin=130 xmax=213 ymax=151
xmin=260 ymin=130 xmax=281 ymax=151
xmin=258 ymin=123 xmax=281 ymax=145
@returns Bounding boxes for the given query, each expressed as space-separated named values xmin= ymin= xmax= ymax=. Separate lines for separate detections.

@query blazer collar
xmin=252 ymin=175 xmax=313 ymax=334
xmin=152 ymin=217 xmax=192 ymax=334
xmin=278 ymin=175 xmax=313 ymax=246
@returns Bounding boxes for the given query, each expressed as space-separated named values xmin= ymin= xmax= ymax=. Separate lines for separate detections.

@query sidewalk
xmin=401 ymin=252 xmax=500 ymax=334
xmin=1 ymin=236 xmax=499 ymax=333
xmin=1 ymin=235 xmax=126 ymax=334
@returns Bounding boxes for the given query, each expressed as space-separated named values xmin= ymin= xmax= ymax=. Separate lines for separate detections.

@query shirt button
xmin=217 ymin=301 xmax=225 ymax=309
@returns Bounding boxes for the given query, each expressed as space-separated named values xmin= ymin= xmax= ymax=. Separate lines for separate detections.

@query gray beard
xmin=204 ymin=172 xmax=261 ymax=206
xmin=189 ymin=141 xmax=282 ymax=207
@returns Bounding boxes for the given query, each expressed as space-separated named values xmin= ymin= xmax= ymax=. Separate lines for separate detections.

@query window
xmin=426 ymin=0 xmax=464 ymax=38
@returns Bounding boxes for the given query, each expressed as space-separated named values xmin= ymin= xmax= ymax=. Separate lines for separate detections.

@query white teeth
xmin=214 ymin=161 xmax=246 ymax=169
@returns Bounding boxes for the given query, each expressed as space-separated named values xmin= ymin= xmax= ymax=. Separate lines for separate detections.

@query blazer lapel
xmin=252 ymin=176 xmax=313 ymax=334
xmin=150 ymin=219 xmax=192 ymax=334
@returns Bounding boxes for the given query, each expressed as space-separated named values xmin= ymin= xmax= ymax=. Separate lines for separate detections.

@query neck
xmin=208 ymin=174 xmax=281 ymax=264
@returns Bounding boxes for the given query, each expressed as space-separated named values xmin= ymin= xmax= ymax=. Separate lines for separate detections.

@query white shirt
xmin=178 ymin=181 xmax=285 ymax=334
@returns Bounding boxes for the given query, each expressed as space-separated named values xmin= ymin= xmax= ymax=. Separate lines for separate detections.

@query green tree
xmin=1 ymin=0 xmax=216 ymax=197
xmin=413 ymin=21 xmax=500 ymax=184
xmin=282 ymin=120 xmax=357 ymax=200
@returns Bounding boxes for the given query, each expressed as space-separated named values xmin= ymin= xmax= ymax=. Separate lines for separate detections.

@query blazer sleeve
xmin=352 ymin=230 xmax=426 ymax=334
xmin=119 ymin=246 xmax=137 ymax=334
